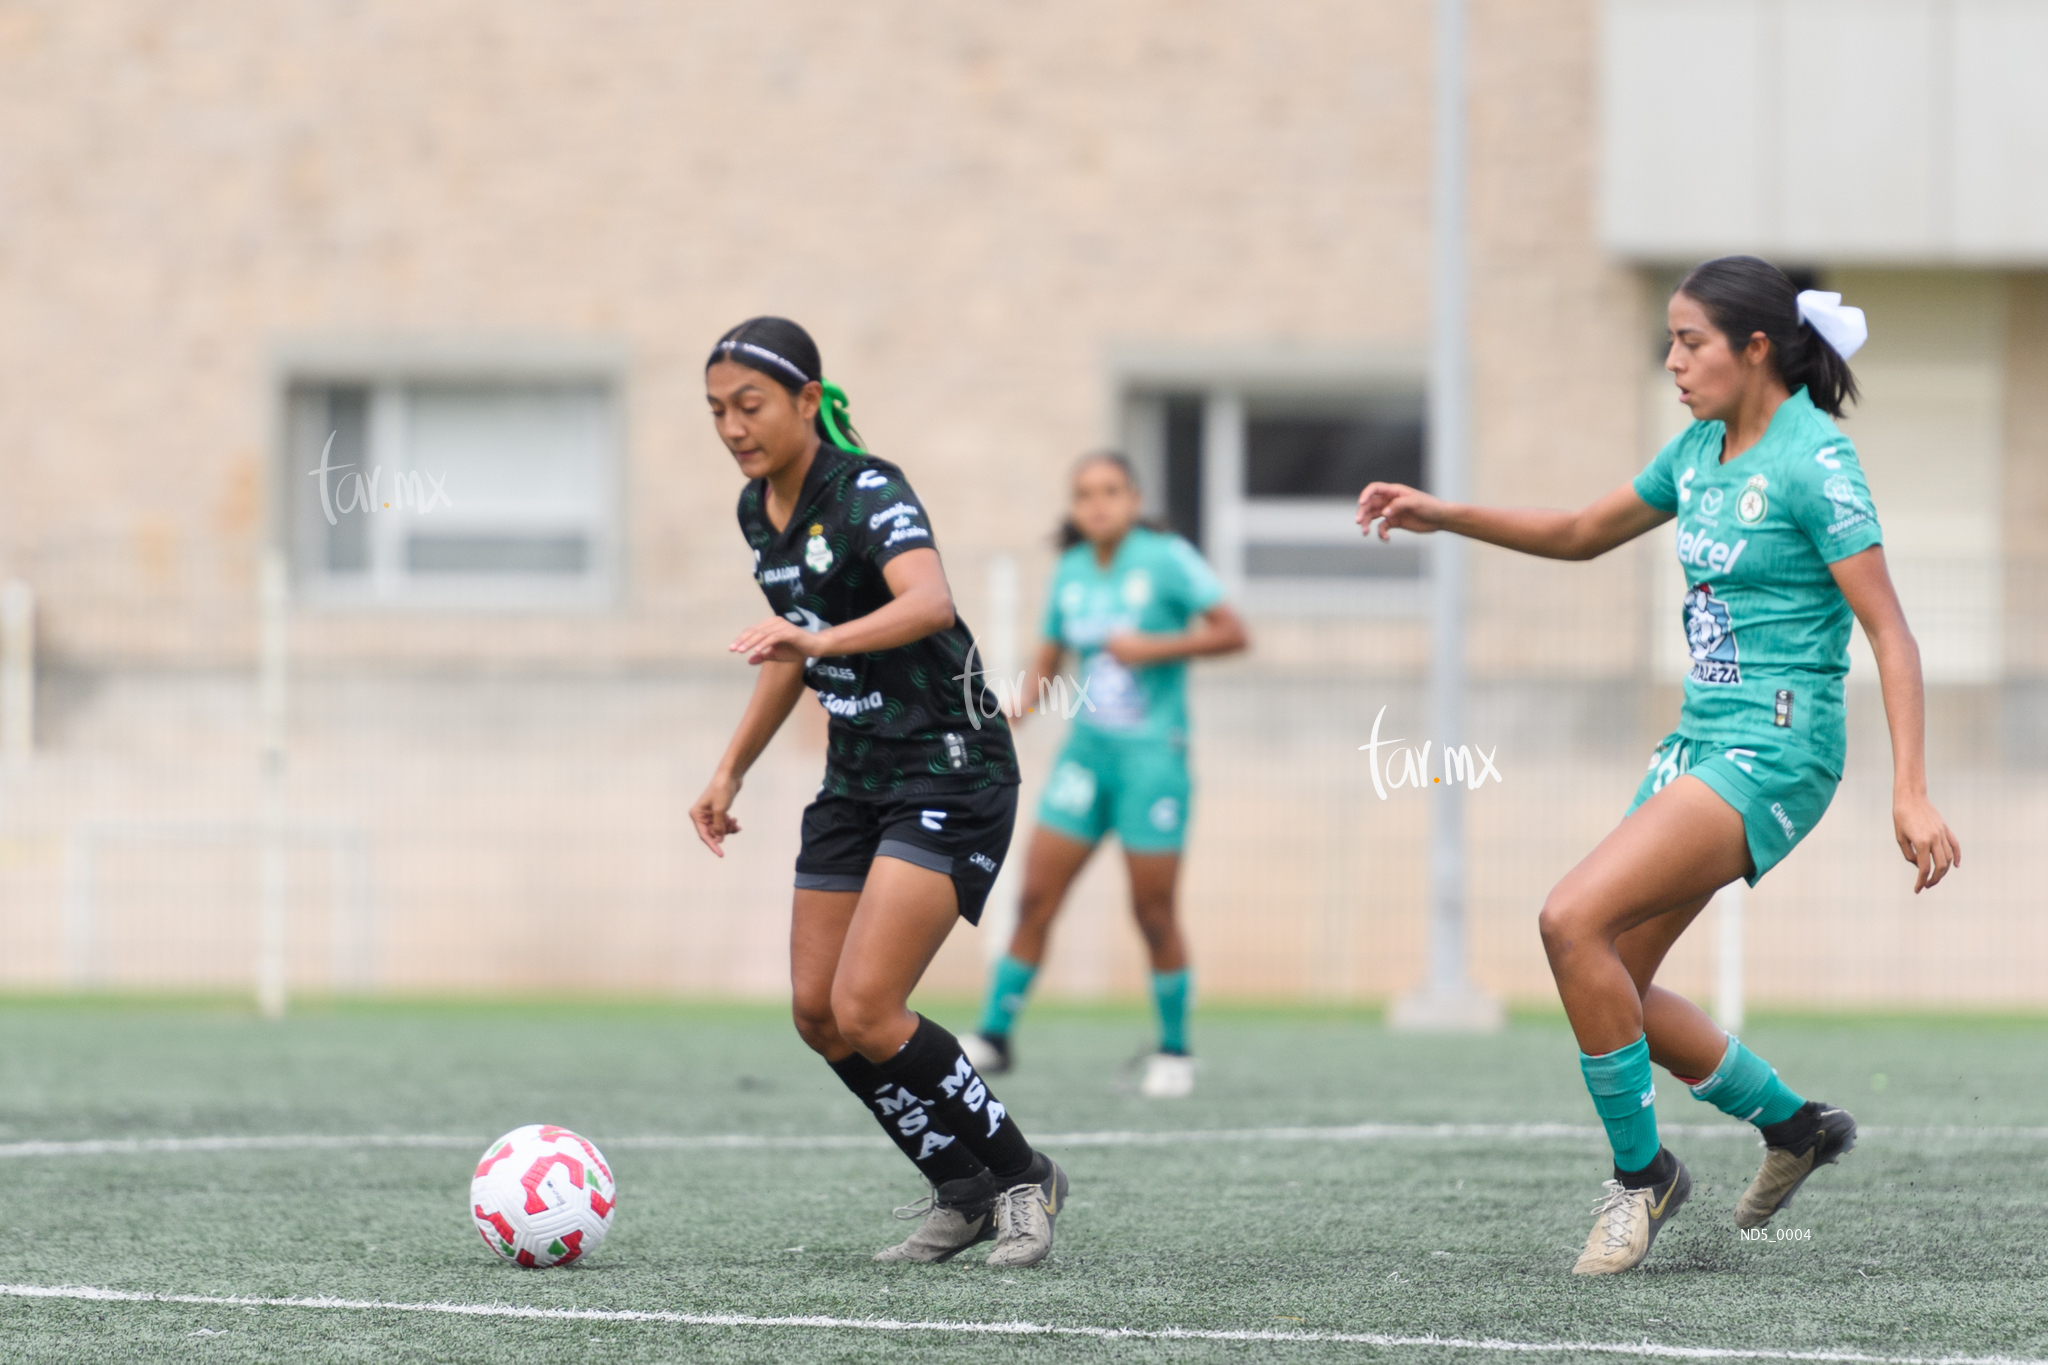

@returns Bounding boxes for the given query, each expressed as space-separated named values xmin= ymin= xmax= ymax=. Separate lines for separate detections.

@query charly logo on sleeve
xmin=1685 ymin=583 xmax=1741 ymax=684
xmin=804 ymin=524 xmax=834 ymax=573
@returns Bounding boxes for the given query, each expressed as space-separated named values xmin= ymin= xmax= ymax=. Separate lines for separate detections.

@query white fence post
xmin=256 ymin=550 xmax=290 ymax=1019
xmin=62 ymin=832 xmax=93 ymax=987
xmin=1 ymin=580 xmax=32 ymax=773
xmin=1715 ymin=880 xmax=1745 ymax=1032
xmin=978 ymin=555 xmax=1022 ymax=967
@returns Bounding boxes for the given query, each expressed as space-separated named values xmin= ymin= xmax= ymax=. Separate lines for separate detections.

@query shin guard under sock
xmin=1580 ymin=1035 xmax=1661 ymax=1174
xmin=1689 ymin=1036 xmax=1806 ymax=1128
xmin=828 ymin=1052 xmax=986 ymax=1186
xmin=880 ymin=1015 xmax=1036 ymax=1180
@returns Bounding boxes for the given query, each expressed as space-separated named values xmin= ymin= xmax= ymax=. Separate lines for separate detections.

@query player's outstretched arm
xmin=1829 ymin=544 xmax=1960 ymax=892
xmin=691 ymin=659 xmax=808 ymax=856
xmin=1104 ymin=604 xmax=1249 ymax=667
xmin=1355 ymin=480 xmax=1669 ymax=562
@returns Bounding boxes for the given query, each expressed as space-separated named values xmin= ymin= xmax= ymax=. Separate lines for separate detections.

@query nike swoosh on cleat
xmin=1648 ymin=1183 xmax=1679 ymax=1219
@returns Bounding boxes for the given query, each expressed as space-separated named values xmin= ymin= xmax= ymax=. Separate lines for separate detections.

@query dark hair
xmin=1057 ymin=451 xmax=1163 ymax=549
xmin=706 ymin=316 xmax=864 ymax=449
xmin=1674 ymin=256 xmax=1858 ymax=417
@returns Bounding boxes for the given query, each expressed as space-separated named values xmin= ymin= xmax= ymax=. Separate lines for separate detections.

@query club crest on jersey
xmin=1685 ymin=584 xmax=1740 ymax=685
xmin=1736 ymin=474 xmax=1768 ymax=525
xmin=804 ymin=524 xmax=833 ymax=573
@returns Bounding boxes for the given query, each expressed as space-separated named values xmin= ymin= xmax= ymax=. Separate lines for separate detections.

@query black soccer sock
xmin=879 ymin=1015 xmax=1037 ymax=1181
xmin=1758 ymin=1099 xmax=1824 ymax=1152
xmin=827 ymin=1052 xmax=987 ymax=1187
xmin=1615 ymin=1145 xmax=1678 ymax=1190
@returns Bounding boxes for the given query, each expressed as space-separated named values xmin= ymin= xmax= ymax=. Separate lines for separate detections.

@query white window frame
xmin=1110 ymin=345 xmax=1431 ymax=617
xmin=270 ymin=338 xmax=627 ymax=612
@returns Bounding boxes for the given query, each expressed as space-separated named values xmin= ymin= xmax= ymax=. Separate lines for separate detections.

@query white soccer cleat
xmin=1735 ymin=1102 xmax=1857 ymax=1229
xmin=873 ymin=1174 xmax=998 ymax=1263
xmin=1570 ymin=1154 xmax=1691 ymax=1276
xmin=985 ymin=1155 xmax=1068 ymax=1268
xmin=960 ymin=1032 xmax=1010 ymax=1075
xmin=1138 ymin=1051 xmax=1195 ymax=1099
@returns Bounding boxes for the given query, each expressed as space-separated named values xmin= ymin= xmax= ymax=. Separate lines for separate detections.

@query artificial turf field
xmin=0 ymin=998 xmax=2041 ymax=1363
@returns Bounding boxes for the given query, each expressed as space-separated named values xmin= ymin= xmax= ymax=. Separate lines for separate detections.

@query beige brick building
xmin=0 ymin=1 xmax=2041 ymax=1007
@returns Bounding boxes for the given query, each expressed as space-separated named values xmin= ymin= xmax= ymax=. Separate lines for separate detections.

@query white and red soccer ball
xmin=471 ymin=1124 xmax=616 ymax=1267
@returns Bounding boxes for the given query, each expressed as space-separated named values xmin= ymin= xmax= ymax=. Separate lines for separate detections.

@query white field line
xmin=0 ymin=1283 xmax=2038 ymax=1364
xmin=0 ymin=1122 xmax=2043 ymax=1161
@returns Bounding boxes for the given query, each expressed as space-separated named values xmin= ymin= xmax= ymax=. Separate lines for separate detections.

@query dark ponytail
xmin=706 ymin=316 xmax=866 ymax=452
xmin=1675 ymin=256 xmax=1859 ymax=418
xmin=1057 ymin=451 xmax=1166 ymax=549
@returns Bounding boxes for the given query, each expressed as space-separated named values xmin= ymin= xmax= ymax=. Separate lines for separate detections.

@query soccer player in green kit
xmin=962 ymin=453 xmax=1247 ymax=1098
xmin=1357 ymin=257 xmax=1960 ymax=1275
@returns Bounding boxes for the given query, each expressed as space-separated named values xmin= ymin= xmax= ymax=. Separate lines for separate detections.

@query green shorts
xmin=1625 ymin=730 xmax=1840 ymax=885
xmin=1036 ymin=728 xmax=1192 ymax=853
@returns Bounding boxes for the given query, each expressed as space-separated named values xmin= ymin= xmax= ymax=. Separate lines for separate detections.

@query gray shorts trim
xmin=793 ymin=871 xmax=867 ymax=893
xmin=873 ymin=839 xmax=954 ymax=875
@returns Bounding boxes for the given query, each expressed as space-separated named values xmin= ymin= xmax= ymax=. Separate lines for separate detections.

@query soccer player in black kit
xmin=690 ymin=317 xmax=1068 ymax=1267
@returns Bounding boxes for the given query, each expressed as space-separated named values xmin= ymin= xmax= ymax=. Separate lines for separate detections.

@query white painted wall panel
xmin=1604 ymin=0 xmax=2048 ymax=262
xmin=1952 ymin=1 xmax=2048 ymax=256
xmin=1601 ymin=0 xmax=1771 ymax=256
xmin=1777 ymin=0 xmax=1941 ymax=256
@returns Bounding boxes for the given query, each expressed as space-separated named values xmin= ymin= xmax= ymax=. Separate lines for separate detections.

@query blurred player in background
xmin=1357 ymin=257 xmax=1959 ymax=1275
xmin=691 ymin=318 xmax=1067 ymax=1268
xmin=964 ymin=453 xmax=1247 ymax=1098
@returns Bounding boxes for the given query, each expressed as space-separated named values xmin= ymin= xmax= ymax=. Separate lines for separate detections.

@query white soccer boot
xmin=1571 ymin=1152 xmax=1691 ymax=1276
xmin=1138 ymin=1051 xmax=1195 ymax=1098
xmin=985 ymin=1155 xmax=1068 ymax=1268
xmin=873 ymin=1172 xmax=998 ymax=1263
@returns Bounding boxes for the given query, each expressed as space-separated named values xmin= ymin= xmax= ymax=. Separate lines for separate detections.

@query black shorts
xmin=793 ymin=783 xmax=1019 ymax=925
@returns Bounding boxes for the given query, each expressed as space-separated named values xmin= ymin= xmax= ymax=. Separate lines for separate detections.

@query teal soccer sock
xmin=1150 ymin=969 xmax=1191 ymax=1055
xmin=977 ymin=955 xmax=1038 ymax=1039
xmin=1689 ymin=1036 xmax=1806 ymax=1127
xmin=1580 ymin=1035 xmax=1661 ymax=1173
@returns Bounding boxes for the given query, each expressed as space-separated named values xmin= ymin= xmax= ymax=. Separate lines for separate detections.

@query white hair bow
xmin=1796 ymin=290 xmax=1868 ymax=360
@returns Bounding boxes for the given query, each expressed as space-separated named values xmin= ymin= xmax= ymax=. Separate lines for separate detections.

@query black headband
xmin=712 ymin=338 xmax=812 ymax=387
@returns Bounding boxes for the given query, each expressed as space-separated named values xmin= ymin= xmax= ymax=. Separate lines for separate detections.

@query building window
xmin=283 ymin=368 xmax=619 ymax=608
xmin=1123 ymin=373 xmax=1428 ymax=613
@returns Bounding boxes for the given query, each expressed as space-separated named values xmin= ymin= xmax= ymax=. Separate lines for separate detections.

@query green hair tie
xmin=818 ymin=379 xmax=867 ymax=454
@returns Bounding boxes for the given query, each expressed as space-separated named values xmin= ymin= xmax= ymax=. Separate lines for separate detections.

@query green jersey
xmin=1632 ymin=386 xmax=1884 ymax=773
xmin=1041 ymin=526 xmax=1227 ymax=744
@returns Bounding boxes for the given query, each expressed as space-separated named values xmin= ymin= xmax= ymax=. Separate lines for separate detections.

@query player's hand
xmin=1893 ymin=790 xmax=1959 ymax=892
xmin=729 ymin=616 xmax=824 ymax=665
xmin=690 ymin=771 xmax=744 ymax=856
xmin=1356 ymin=482 xmax=1449 ymax=540
xmin=1103 ymin=632 xmax=1154 ymax=666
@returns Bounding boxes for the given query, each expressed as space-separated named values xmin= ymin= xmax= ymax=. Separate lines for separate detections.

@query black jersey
xmin=737 ymin=444 xmax=1018 ymax=799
